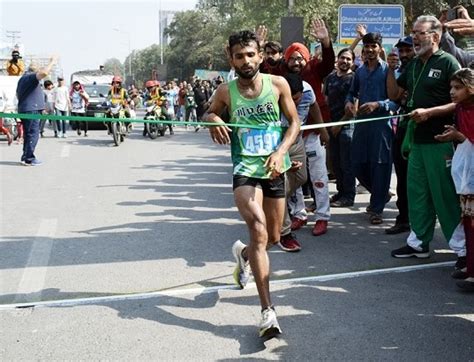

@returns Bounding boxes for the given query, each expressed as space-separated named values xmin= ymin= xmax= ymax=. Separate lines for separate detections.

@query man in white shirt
xmin=53 ymin=77 xmax=70 ymax=138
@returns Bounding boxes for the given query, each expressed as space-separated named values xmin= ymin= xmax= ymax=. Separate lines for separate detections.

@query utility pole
xmin=159 ymin=0 xmax=164 ymax=65
xmin=288 ymin=0 xmax=294 ymax=16
xmin=113 ymin=28 xmax=132 ymax=81
xmin=6 ymin=30 xmax=21 ymax=48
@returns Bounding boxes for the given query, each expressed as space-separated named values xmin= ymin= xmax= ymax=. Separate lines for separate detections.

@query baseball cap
xmin=395 ymin=36 xmax=413 ymax=48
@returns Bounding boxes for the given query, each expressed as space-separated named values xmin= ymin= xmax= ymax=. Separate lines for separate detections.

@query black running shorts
xmin=232 ymin=174 xmax=285 ymax=198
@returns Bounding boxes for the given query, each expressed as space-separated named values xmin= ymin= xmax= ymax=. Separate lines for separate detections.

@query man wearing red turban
xmin=259 ymin=19 xmax=335 ymax=248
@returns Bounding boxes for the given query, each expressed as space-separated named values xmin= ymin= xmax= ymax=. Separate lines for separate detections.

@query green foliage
xmin=122 ymin=0 xmax=474 ymax=81
xmin=102 ymin=58 xmax=124 ymax=76
xmin=128 ymin=44 xmax=164 ymax=87
xmin=164 ymin=9 xmax=228 ymax=80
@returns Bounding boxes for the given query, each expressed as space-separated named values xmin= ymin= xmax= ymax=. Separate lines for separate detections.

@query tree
xmin=102 ymin=58 xmax=124 ymax=76
xmin=128 ymin=44 xmax=164 ymax=87
xmin=165 ymin=9 xmax=228 ymax=80
xmin=155 ymin=0 xmax=474 ymax=81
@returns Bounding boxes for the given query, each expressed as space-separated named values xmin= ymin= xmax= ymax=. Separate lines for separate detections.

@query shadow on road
xmin=2 ymin=267 xmax=473 ymax=359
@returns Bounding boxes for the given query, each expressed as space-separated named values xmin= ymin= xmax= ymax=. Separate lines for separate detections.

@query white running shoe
xmin=232 ymin=240 xmax=250 ymax=289
xmin=259 ymin=307 xmax=282 ymax=338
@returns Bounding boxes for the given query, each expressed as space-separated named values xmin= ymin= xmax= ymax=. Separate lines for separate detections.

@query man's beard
xmin=235 ymin=66 xmax=259 ymax=79
xmin=338 ymin=63 xmax=350 ymax=72
xmin=400 ymin=57 xmax=410 ymax=67
xmin=414 ymin=40 xmax=432 ymax=57
xmin=267 ymin=58 xmax=277 ymax=66
xmin=288 ymin=64 xmax=302 ymax=74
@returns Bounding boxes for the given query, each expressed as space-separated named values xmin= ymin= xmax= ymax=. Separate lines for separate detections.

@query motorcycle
xmin=105 ymin=103 xmax=128 ymax=146
xmin=0 ymin=96 xmax=18 ymax=141
xmin=144 ymin=103 xmax=167 ymax=139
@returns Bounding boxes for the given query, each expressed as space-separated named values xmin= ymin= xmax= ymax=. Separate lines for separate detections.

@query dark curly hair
xmin=228 ymin=30 xmax=261 ymax=56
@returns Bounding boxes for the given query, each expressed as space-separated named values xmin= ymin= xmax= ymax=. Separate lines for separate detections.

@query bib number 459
xmin=241 ymin=129 xmax=280 ymax=156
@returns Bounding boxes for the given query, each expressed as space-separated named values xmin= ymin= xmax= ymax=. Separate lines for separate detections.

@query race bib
xmin=240 ymin=128 xmax=281 ymax=156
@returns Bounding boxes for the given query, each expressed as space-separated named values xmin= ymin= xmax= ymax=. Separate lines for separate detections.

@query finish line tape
xmin=0 ymin=112 xmax=409 ymax=131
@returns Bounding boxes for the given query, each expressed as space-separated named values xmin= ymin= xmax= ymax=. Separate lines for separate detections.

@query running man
xmin=205 ymin=30 xmax=300 ymax=338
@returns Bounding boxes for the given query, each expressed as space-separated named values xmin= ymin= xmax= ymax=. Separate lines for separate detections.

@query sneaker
xmin=30 ymin=159 xmax=43 ymax=166
xmin=391 ymin=245 xmax=430 ymax=258
xmin=259 ymin=307 xmax=282 ymax=338
xmin=278 ymin=233 xmax=301 ymax=252
xmin=20 ymin=160 xmax=31 ymax=166
xmin=385 ymin=223 xmax=410 ymax=235
xmin=231 ymin=240 xmax=250 ymax=289
xmin=77 ymin=129 xmax=81 ymax=136
xmin=370 ymin=213 xmax=383 ymax=225
xmin=330 ymin=198 xmax=354 ymax=207
xmin=290 ymin=217 xmax=307 ymax=231
xmin=62 ymin=133 xmax=67 ymax=138
xmin=312 ymin=220 xmax=328 ymax=236
xmin=451 ymin=268 xmax=468 ymax=280
xmin=195 ymin=126 xmax=200 ymax=132
xmin=456 ymin=278 xmax=474 ymax=292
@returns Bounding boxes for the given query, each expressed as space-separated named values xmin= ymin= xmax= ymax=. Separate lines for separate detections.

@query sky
xmin=0 ymin=0 xmax=198 ymax=80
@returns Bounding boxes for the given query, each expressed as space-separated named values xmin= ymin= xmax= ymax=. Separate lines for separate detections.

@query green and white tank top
xmin=228 ymin=74 xmax=290 ymax=179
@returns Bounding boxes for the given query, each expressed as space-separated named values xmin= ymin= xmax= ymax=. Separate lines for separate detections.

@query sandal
xmin=370 ymin=214 xmax=383 ymax=225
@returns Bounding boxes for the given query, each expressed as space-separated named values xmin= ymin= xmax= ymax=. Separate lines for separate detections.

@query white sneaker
xmin=259 ymin=307 xmax=282 ymax=338
xmin=62 ymin=132 xmax=67 ymax=138
xmin=232 ymin=240 xmax=250 ymax=289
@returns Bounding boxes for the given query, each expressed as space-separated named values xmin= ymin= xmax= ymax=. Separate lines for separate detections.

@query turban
xmin=284 ymin=42 xmax=310 ymax=63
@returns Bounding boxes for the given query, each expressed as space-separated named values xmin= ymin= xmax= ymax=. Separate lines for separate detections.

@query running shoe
xmin=312 ymin=220 xmax=328 ymax=236
xmin=278 ymin=233 xmax=301 ymax=252
xmin=232 ymin=240 xmax=250 ymax=289
xmin=259 ymin=307 xmax=282 ymax=338
xmin=456 ymin=278 xmax=474 ymax=292
xmin=290 ymin=217 xmax=307 ymax=231
xmin=391 ymin=245 xmax=430 ymax=258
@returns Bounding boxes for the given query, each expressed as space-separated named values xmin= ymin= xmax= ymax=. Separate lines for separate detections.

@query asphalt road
xmin=0 ymin=122 xmax=472 ymax=360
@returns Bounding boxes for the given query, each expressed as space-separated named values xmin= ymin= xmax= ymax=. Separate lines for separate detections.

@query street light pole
xmin=159 ymin=0 xmax=163 ymax=65
xmin=128 ymin=36 xmax=132 ymax=81
xmin=113 ymin=28 xmax=132 ymax=82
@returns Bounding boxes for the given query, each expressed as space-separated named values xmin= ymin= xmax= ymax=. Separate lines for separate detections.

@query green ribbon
xmin=0 ymin=111 xmax=410 ymax=131
xmin=0 ymin=111 xmax=267 ymax=130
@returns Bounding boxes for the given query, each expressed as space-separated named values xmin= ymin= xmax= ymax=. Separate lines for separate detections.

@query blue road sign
xmin=338 ymin=4 xmax=405 ymax=44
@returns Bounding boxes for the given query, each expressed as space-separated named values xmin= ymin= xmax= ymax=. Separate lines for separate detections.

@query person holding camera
xmin=440 ymin=5 xmax=474 ymax=67
xmin=6 ymin=50 xmax=25 ymax=76
xmin=16 ymin=56 xmax=58 ymax=165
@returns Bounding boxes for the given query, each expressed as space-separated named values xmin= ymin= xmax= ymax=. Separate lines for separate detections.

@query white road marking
xmin=0 ymin=261 xmax=454 ymax=310
xmin=13 ymin=219 xmax=57 ymax=302
xmin=60 ymin=145 xmax=70 ymax=158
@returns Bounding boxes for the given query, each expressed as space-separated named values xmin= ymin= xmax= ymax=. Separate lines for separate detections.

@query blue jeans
xmin=353 ymin=161 xmax=392 ymax=214
xmin=330 ymin=125 xmax=355 ymax=202
xmin=21 ymin=114 xmax=40 ymax=163
xmin=55 ymin=109 xmax=68 ymax=133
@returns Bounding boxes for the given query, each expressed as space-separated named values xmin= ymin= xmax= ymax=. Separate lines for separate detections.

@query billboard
xmin=338 ymin=4 xmax=405 ymax=45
